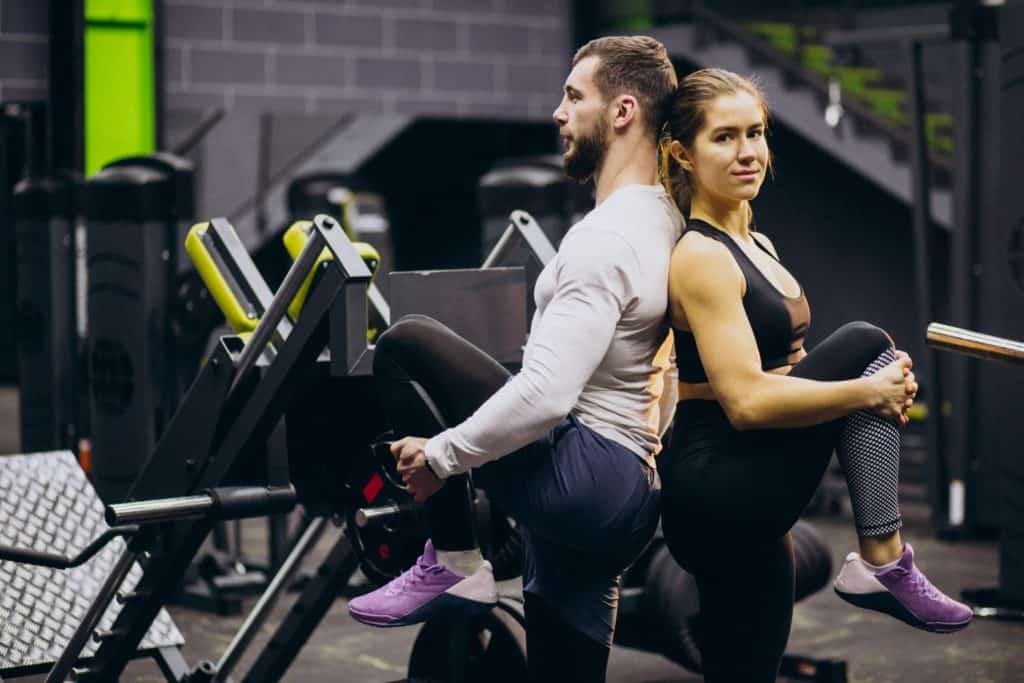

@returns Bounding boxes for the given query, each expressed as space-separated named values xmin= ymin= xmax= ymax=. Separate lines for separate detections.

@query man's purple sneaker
xmin=833 ymin=543 xmax=973 ymax=633
xmin=348 ymin=540 xmax=498 ymax=628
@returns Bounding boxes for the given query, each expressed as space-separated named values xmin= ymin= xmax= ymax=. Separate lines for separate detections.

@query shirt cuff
xmin=424 ymin=430 xmax=464 ymax=479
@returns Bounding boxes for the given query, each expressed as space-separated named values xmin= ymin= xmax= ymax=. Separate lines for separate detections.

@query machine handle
xmin=106 ymin=485 xmax=297 ymax=527
xmin=0 ymin=526 xmax=139 ymax=570
xmin=354 ymin=502 xmax=416 ymax=528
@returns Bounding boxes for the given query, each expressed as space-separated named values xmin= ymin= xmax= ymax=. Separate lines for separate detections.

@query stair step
xmin=833 ymin=66 xmax=884 ymax=97
xmin=800 ymin=44 xmax=834 ymax=77
xmin=746 ymin=21 xmax=799 ymax=54
xmin=924 ymin=112 xmax=954 ymax=156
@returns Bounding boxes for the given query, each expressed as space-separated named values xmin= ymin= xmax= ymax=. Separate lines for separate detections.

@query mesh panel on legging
xmin=836 ymin=347 xmax=904 ymax=536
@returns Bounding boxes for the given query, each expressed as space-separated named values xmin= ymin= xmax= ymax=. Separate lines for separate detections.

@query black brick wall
xmin=0 ymin=1 xmax=571 ymax=120
xmin=0 ymin=0 xmax=49 ymax=103
xmin=164 ymin=0 xmax=572 ymax=119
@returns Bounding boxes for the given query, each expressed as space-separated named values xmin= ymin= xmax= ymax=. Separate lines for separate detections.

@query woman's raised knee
xmin=833 ymin=321 xmax=892 ymax=357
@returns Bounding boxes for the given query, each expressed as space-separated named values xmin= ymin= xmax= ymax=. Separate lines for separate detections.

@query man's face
xmin=553 ymin=56 xmax=611 ymax=183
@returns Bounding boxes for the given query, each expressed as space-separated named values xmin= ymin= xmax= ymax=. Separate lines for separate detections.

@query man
xmin=349 ymin=36 xmax=681 ymax=682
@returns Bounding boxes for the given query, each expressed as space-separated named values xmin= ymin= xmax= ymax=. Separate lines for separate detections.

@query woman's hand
xmin=863 ymin=351 xmax=918 ymax=425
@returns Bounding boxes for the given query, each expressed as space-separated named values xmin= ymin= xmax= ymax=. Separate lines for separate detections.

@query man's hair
xmin=572 ymin=36 xmax=678 ymax=141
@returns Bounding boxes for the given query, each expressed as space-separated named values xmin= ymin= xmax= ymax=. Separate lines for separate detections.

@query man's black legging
xmin=373 ymin=314 xmax=661 ymax=682
xmin=658 ymin=321 xmax=901 ymax=682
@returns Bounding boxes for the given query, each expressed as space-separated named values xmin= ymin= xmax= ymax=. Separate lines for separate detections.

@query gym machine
xmin=0 ymin=213 xmax=374 ymax=681
xmin=190 ymin=209 xmax=546 ymax=683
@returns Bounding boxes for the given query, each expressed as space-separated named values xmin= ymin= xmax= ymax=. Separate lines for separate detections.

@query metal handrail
xmin=926 ymin=323 xmax=1024 ymax=365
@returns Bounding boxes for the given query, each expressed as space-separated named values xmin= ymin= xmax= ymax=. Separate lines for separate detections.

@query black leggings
xmin=658 ymin=321 xmax=896 ymax=682
xmin=373 ymin=315 xmax=616 ymax=681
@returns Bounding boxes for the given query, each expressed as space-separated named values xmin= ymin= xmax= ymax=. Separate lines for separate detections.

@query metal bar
xmin=354 ymin=502 xmax=415 ymax=528
xmin=927 ymin=323 xmax=1024 ymax=365
xmin=171 ymin=107 xmax=224 ymax=157
xmin=216 ymin=516 xmax=329 ymax=679
xmin=481 ymin=222 xmax=518 ymax=270
xmin=107 ymin=494 xmax=213 ymax=527
xmin=824 ymin=24 xmax=948 ymax=46
xmin=0 ymin=525 xmax=138 ymax=570
xmin=229 ymin=226 xmax=327 ymax=394
xmin=946 ymin=4 xmax=981 ymax=528
xmin=904 ymin=38 xmax=948 ymax=533
xmin=367 ymin=283 xmax=391 ymax=326
xmin=481 ymin=211 xmax=556 ymax=269
xmin=46 ymin=546 xmax=140 ymax=683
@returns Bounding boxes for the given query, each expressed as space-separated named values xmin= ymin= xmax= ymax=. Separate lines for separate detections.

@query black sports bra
xmin=674 ymin=219 xmax=811 ymax=383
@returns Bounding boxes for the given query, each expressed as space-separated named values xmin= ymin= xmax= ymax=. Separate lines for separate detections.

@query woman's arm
xmin=670 ymin=235 xmax=905 ymax=430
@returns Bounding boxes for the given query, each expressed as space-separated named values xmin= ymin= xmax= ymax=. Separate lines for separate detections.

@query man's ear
xmin=611 ymin=94 xmax=638 ymax=131
xmin=669 ymin=139 xmax=694 ymax=171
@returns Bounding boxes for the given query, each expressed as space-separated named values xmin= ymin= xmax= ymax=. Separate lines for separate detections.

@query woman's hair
xmin=659 ymin=68 xmax=771 ymax=217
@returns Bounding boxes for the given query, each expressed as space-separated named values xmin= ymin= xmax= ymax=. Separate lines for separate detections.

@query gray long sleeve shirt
xmin=424 ymin=183 xmax=683 ymax=478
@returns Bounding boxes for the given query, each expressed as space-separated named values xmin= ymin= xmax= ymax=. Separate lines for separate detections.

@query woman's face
xmin=675 ymin=91 xmax=769 ymax=208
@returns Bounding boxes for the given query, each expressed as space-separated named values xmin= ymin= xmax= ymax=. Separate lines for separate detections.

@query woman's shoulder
xmin=673 ymin=228 xmax=731 ymax=263
xmin=750 ymin=230 xmax=780 ymax=259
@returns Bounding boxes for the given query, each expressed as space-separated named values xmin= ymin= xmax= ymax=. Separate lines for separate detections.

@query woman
xmin=657 ymin=68 xmax=972 ymax=682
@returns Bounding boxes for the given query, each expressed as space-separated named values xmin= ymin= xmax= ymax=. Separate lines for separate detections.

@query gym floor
xmin=1 ymin=386 xmax=1022 ymax=682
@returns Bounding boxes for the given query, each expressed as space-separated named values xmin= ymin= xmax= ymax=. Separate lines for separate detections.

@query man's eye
xmin=716 ymin=134 xmax=731 ymax=142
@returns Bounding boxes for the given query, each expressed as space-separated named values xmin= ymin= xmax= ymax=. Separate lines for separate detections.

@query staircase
xmin=649 ymin=11 xmax=953 ymax=228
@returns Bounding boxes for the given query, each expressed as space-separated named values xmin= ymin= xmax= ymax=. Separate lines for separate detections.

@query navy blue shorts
xmin=474 ymin=415 xmax=661 ymax=646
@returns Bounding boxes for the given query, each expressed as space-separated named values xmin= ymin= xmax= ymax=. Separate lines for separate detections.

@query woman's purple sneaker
xmin=833 ymin=542 xmax=973 ymax=633
xmin=347 ymin=540 xmax=498 ymax=628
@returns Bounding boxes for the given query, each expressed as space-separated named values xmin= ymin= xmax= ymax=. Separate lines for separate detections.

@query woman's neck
xmin=689 ymin=196 xmax=750 ymax=238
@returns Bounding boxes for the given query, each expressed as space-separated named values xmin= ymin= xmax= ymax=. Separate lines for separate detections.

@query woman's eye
xmin=749 ymin=129 xmax=763 ymax=138
xmin=715 ymin=134 xmax=731 ymax=142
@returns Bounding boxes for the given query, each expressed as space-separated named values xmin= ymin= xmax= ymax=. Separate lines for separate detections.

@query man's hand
xmin=391 ymin=436 xmax=444 ymax=503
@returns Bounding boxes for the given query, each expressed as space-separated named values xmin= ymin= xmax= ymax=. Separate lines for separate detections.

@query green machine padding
xmin=185 ymin=222 xmax=259 ymax=334
xmin=282 ymin=220 xmax=380 ymax=322
xmin=85 ymin=0 xmax=156 ymax=176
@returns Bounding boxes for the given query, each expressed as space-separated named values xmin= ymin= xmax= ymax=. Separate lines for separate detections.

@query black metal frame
xmin=48 ymin=0 xmax=84 ymax=175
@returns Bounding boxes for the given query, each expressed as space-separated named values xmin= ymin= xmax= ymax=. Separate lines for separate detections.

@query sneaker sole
xmin=834 ymin=588 xmax=972 ymax=633
xmin=349 ymin=591 xmax=498 ymax=628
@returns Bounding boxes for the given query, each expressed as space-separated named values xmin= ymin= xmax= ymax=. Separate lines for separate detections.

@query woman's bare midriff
xmin=678 ymin=364 xmax=794 ymax=403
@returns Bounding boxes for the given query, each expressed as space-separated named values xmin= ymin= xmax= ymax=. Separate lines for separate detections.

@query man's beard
xmin=563 ymin=119 xmax=608 ymax=183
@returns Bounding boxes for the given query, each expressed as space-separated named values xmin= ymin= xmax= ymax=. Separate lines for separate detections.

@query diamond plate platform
xmin=0 ymin=451 xmax=184 ymax=675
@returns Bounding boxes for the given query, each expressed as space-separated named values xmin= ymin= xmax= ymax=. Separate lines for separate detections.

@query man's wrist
xmin=424 ymin=431 xmax=464 ymax=479
xmin=424 ymin=454 xmax=444 ymax=479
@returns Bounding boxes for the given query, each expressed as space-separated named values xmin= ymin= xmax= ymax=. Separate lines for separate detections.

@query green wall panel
xmin=85 ymin=0 xmax=155 ymax=175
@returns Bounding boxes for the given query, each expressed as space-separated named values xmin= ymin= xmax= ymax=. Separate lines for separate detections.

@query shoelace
xmin=900 ymin=568 xmax=946 ymax=602
xmin=384 ymin=555 xmax=439 ymax=595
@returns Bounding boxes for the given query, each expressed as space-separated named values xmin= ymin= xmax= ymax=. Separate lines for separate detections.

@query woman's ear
xmin=669 ymin=140 xmax=694 ymax=172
